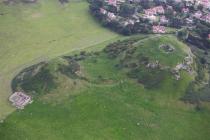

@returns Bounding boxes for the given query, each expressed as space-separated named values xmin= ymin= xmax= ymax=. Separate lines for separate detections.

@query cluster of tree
xmin=119 ymin=3 xmax=135 ymax=17
xmin=63 ymin=50 xmax=100 ymax=62
xmin=181 ymin=45 xmax=210 ymax=108
xmin=103 ymin=38 xmax=139 ymax=58
xmin=59 ymin=59 xmax=81 ymax=78
xmin=12 ymin=49 xmax=99 ymax=96
xmin=127 ymin=66 xmax=167 ymax=89
xmin=107 ymin=20 xmax=152 ymax=35
xmin=181 ymin=73 xmax=210 ymax=105
xmin=177 ymin=24 xmax=210 ymax=50
xmin=12 ymin=49 xmax=102 ymax=96
xmin=196 ymin=22 xmax=210 ymax=38
xmin=187 ymin=34 xmax=210 ymax=50
xmin=89 ymin=0 xmax=153 ymax=35
xmin=12 ymin=62 xmax=56 ymax=96
xmin=89 ymin=0 xmax=210 ymax=36
xmin=103 ymin=37 xmax=168 ymax=89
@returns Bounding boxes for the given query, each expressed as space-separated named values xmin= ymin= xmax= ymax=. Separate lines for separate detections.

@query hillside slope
xmin=1 ymin=35 xmax=210 ymax=140
xmin=0 ymin=0 xmax=119 ymax=119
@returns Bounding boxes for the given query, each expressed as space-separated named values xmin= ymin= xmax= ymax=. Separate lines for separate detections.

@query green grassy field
xmin=1 ymin=35 xmax=210 ymax=140
xmin=0 ymin=0 xmax=120 ymax=119
xmin=1 ymin=0 xmax=210 ymax=139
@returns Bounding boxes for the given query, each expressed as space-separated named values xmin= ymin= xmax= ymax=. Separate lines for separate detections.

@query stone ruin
xmin=9 ymin=92 xmax=33 ymax=109
xmin=172 ymin=55 xmax=194 ymax=80
xmin=146 ymin=60 xmax=160 ymax=69
xmin=159 ymin=44 xmax=175 ymax=53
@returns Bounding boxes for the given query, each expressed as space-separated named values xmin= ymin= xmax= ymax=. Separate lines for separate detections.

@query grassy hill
xmin=0 ymin=0 xmax=119 ymax=119
xmin=1 ymin=35 xmax=210 ymax=140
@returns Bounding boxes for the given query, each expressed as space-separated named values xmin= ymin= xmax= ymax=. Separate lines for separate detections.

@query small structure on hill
xmin=172 ymin=55 xmax=194 ymax=80
xmin=146 ymin=60 xmax=160 ymax=69
xmin=9 ymin=92 xmax=32 ymax=109
xmin=159 ymin=44 xmax=175 ymax=53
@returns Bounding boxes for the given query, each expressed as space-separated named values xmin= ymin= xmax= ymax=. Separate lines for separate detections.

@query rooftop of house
xmin=153 ymin=25 xmax=166 ymax=33
xmin=144 ymin=6 xmax=165 ymax=16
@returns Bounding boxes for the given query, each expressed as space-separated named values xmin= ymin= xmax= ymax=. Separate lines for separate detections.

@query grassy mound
xmin=1 ymin=35 xmax=210 ymax=140
xmin=104 ymin=35 xmax=188 ymax=88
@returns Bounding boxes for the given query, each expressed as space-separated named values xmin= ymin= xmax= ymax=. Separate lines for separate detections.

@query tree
xmin=165 ymin=8 xmax=174 ymax=19
xmin=172 ymin=1 xmax=185 ymax=12
xmin=195 ymin=23 xmax=210 ymax=38
xmin=89 ymin=0 xmax=104 ymax=12
xmin=200 ymin=57 xmax=207 ymax=65
xmin=197 ymin=4 xmax=203 ymax=11
xmin=170 ymin=17 xmax=183 ymax=28
xmin=176 ymin=28 xmax=189 ymax=40
xmin=119 ymin=3 xmax=135 ymax=17
xmin=107 ymin=5 xmax=117 ymax=13
xmin=122 ymin=25 xmax=133 ymax=35
xmin=69 ymin=60 xmax=80 ymax=74
xmin=140 ymin=0 xmax=151 ymax=9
